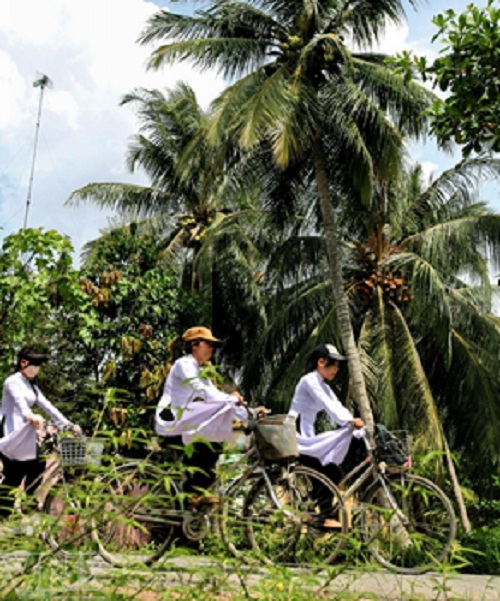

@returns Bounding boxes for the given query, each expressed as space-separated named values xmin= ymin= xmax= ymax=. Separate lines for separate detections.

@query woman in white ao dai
xmin=288 ymin=344 xmax=365 ymax=474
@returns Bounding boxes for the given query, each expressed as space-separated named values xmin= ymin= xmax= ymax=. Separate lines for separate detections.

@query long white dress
xmin=288 ymin=370 xmax=365 ymax=466
xmin=0 ymin=371 xmax=71 ymax=461
xmin=155 ymin=355 xmax=248 ymax=445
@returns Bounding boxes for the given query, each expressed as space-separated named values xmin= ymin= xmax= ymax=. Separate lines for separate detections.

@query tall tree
xmin=69 ymin=82 xmax=269 ymax=377
xmin=69 ymin=83 xmax=241 ymax=268
xmin=394 ymin=0 xmax=500 ymax=155
xmin=253 ymin=157 xmax=500 ymax=479
xmin=138 ymin=0 xmax=438 ymax=431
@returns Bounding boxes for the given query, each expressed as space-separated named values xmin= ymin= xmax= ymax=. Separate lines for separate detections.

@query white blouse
xmin=157 ymin=355 xmax=238 ymax=411
xmin=0 ymin=371 xmax=71 ymax=461
xmin=289 ymin=370 xmax=354 ymax=437
xmin=287 ymin=370 xmax=364 ymax=466
xmin=155 ymin=355 xmax=247 ymax=444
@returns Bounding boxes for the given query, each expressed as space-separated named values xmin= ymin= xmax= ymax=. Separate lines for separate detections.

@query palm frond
xmin=444 ymin=327 xmax=500 ymax=472
xmin=351 ymin=55 xmax=437 ymax=139
xmin=403 ymin=215 xmax=500 ymax=282
xmin=148 ymin=38 xmax=273 ymax=78
xmin=140 ymin=2 xmax=284 ymax=47
xmin=327 ymin=77 xmax=404 ymax=181
xmin=338 ymin=0 xmax=409 ymax=46
xmin=67 ymin=183 xmax=173 ymax=217
xmin=387 ymin=302 xmax=443 ymax=451
xmin=410 ymin=157 xmax=500 ymax=220
xmin=358 ymin=299 xmax=399 ymax=425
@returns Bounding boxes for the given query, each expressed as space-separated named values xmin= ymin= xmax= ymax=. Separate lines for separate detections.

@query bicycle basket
xmin=254 ymin=414 xmax=299 ymax=462
xmin=374 ymin=424 xmax=410 ymax=466
xmin=60 ymin=437 xmax=105 ymax=467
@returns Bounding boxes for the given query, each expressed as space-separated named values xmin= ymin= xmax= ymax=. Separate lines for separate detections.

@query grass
xmin=1 ymin=542 xmax=499 ymax=601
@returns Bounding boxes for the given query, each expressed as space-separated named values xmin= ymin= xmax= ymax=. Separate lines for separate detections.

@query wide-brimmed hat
xmin=182 ymin=326 xmax=222 ymax=344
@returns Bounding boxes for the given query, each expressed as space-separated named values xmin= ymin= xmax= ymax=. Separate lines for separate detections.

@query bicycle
xmin=89 ymin=411 xmax=348 ymax=568
xmin=327 ymin=427 xmax=457 ymax=574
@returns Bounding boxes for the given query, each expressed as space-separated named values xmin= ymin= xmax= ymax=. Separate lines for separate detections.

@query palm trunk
xmin=443 ymin=435 xmax=471 ymax=533
xmin=312 ymin=139 xmax=374 ymax=434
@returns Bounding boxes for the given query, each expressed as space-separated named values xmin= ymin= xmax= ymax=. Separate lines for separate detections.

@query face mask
xmin=23 ymin=365 xmax=40 ymax=378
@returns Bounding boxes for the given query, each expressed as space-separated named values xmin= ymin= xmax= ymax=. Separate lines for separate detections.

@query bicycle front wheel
xmin=91 ymin=464 xmax=179 ymax=567
xmin=361 ymin=471 xmax=456 ymax=574
xmin=41 ymin=468 xmax=96 ymax=557
xmin=244 ymin=465 xmax=347 ymax=566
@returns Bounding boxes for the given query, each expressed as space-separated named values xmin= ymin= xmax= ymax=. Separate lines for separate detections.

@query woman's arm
xmin=34 ymin=388 xmax=73 ymax=429
xmin=177 ymin=359 xmax=240 ymax=404
xmin=306 ymin=374 xmax=354 ymax=426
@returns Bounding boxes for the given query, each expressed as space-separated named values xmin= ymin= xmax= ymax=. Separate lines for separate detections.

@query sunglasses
xmin=24 ymin=357 xmax=46 ymax=366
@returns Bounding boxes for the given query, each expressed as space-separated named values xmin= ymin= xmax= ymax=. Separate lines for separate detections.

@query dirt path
xmin=1 ymin=553 xmax=499 ymax=600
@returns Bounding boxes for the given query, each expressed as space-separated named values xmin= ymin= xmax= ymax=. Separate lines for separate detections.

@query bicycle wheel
xmin=90 ymin=464 xmax=179 ymax=567
xmin=361 ymin=471 xmax=456 ymax=574
xmin=219 ymin=473 xmax=258 ymax=558
xmin=244 ymin=465 xmax=347 ymax=566
xmin=41 ymin=466 xmax=96 ymax=557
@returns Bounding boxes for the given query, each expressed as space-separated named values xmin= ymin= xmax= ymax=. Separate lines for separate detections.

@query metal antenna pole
xmin=23 ymin=73 xmax=52 ymax=230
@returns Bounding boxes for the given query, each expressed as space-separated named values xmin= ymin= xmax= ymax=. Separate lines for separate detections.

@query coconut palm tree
xmin=70 ymin=83 xmax=241 ymax=269
xmin=349 ymin=158 xmax=500 ymax=453
xmin=69 ymin=83 xmax=269 ymax=341
xmin=251 ymin=157 xmax=500 ymax=482
xmin=138 ymin=0 xmax=438 ymax=431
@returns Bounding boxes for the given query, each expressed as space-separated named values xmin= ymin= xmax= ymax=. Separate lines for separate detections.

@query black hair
xmin=305 ymin=346 xmax=339 ymax=373
xmin=169 ymin=337 xmax=204 ymax=363
xmin=16 ymin=346 xmax=48 ymax=371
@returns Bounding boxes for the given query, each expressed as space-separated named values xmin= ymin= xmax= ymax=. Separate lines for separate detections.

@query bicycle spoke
xmin=245 ymin=465 xmax=347 ymax=566
xmin=219 ymin=476 xmax=255 ymax=558
xmin=91 ymin=465 xmax=178 ymax=567
xmin=361 ymin=471 xmax=456 ymax=573
xmin=42 ymin=477 xmax=96 ymax=557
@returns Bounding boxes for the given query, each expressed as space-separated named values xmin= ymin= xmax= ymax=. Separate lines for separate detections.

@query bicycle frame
xmin=337 ymin=434 xmax=411 ymax=518
xmin=112 ymin=432 xmax=300 ymax=537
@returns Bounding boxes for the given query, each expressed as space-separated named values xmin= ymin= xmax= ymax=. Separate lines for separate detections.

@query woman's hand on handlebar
xmin=252 ymin=406 xmax=270 ymax=419
xmin=229 ymin=390 xmax=245 ymax=405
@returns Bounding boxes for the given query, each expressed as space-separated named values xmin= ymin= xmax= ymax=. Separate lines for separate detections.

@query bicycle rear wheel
xmin=361 ymin=471 xmax=456 ymax=574
xmin=91 ymin=464 xmax=179 ymax=567
xmin=244 ymin=465 xmax=347 ymax=566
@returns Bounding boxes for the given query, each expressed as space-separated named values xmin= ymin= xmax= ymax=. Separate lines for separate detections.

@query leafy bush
xmin=461 ymin=524 xmax=500 ymax=575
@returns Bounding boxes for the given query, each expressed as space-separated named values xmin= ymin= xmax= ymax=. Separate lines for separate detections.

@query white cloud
xmin=0 ymin=0 xmax=225 ymax=262
xmin=0 ymin=50 xmax=27 ymax=128
xmin=1 ymin=0 xmax=497 ymax=268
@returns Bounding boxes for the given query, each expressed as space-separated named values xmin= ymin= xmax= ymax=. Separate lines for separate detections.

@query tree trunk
xmin=443 ymin=436 xmax=472 ymax=533
xmin=312 ymin=139 xmax=374 ymax=435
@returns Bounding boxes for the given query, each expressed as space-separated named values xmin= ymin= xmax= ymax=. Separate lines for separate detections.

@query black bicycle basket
xmin=374 ymin=424 xmax=409 ymax=466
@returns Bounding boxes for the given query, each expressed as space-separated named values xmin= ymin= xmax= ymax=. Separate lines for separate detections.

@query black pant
xmin=295 ymin=412 xmax=366 ymax=480
xmin=0 ymin=453 xmax=46 ymax=518
xmin=300 ymin=453 xmax=343 ymax=484
xmin=162 ymin=437 xmax=222 ymax=496
xmin=299 ymin=435 xmax=367 ymax=484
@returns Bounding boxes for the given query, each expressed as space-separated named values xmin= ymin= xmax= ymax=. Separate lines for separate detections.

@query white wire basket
xmin=59 ymin=437 xmax=105 ymax=467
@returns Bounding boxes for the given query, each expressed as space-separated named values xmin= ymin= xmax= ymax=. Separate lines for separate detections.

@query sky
xmin=1 ymin=0 xmax=498 ymax=275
